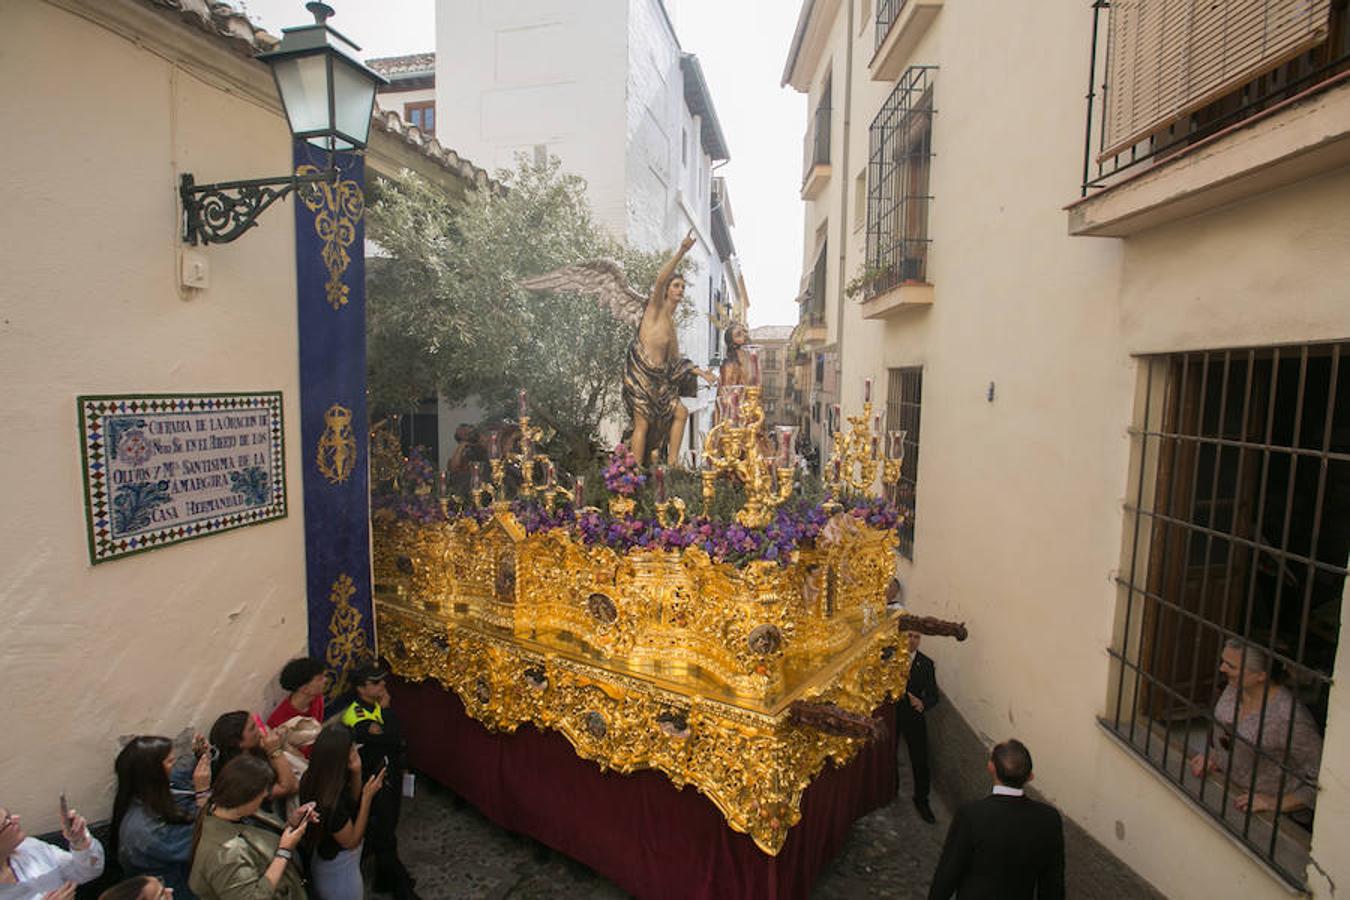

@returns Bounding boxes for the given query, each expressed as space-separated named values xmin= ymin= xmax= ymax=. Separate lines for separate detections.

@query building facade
xmin=748 ymin=325 xmax=796 ymax=429
xmin=784 ymin=0 xmax=1350 ymax=896
xmin=1 ymin=0 xmax=487 ymax=836
xmin=435 ymin=0 xmax=741 ymax=456
xmin=370 ymin=52 xmax=437 ymax=136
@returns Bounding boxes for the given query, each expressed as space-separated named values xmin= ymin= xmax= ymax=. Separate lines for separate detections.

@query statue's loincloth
xmin=622 ymin=342 xmax=695 ymax=455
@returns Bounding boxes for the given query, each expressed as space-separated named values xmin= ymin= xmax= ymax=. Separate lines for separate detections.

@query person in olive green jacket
xmin=188 ymin=755 xmax=315 ymax=900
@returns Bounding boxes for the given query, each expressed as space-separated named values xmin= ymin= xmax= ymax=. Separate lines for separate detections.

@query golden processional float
xmin=370 ymin=365 xmax=962 ymax=855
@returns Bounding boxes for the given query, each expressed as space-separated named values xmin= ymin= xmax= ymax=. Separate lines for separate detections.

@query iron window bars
xmin=886 ymin=367 xmax=923 ymax=559
xmin=1109 ymin=343 xmax=1347 ymax=888
xmin=1080 ymin=0 xmax=1350 ymax=196
xmin=875 ymin=0 xmax=911 ymax=53
xmin=802 ymin=74 xmax=833 ymax=185
xmin=865 ymin=66 xmax=935 ymax=300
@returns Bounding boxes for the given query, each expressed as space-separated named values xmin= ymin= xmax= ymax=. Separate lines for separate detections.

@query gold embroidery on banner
xmin=316 ymin=404 xmax=357 ymax=484
xmin=296 ymin=164 xmax=364 ymax=310
xmin=325 ymin=573 xmax=369 ymax=701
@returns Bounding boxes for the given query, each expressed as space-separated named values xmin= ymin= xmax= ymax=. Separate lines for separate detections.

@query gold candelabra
xmin=825 ymin=400 xmax=905 ymax=499
xmin=701 ymin=386 xmax=795 ymax=528
xmin=457 ymin=392 xmax=579 ymax=513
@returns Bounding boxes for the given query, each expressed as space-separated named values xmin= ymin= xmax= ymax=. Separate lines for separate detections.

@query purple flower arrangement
xmin=602 ymin=444 xmax=646 ymax=496
xmin=374 ymin=445 xmax=904 ymax=568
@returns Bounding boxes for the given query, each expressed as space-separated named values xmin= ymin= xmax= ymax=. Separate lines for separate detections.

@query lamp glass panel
xmin=331 ymin=57 xmax=378 ymax=150
xmin=271 ymin=54 xmax=331 ymax=138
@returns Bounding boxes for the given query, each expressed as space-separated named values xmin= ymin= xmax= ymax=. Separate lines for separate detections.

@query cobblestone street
xmin=390 ymin=748 xmax=950 ymax=899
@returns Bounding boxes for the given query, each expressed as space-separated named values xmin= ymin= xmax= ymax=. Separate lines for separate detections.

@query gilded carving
xmin=324 ymin=572 xmax=369 ymax=700
xmin=315 ymin=404 xmax=357 ymax=484
xmin=373 ymin=505 xmax=914 ymax=854
xmin=296 ymin=164 xmax=364 ymax=310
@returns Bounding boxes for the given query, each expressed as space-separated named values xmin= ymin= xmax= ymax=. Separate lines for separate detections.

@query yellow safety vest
xmin=341 ymin=701 xmax=384 ymax=728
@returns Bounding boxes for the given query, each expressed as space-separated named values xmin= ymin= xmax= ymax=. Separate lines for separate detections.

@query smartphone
xmin=59 ymin=792 xmax=69 ymax=823
xmin=252 ymin=713 xmax=268 ymax=736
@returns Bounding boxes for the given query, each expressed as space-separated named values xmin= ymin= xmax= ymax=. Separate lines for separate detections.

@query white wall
xmin=435 ymin=0 xmax=629 ymax=234
xmin=812 ymin=0 xmax=1350 ymax=896
xmin=0 ymin=1 xmax=309 ymax=830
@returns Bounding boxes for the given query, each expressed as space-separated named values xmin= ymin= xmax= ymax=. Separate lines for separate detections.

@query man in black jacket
xmin=900 ymin=635 xmax=940 ymax=823
xmin=928 ymin=739 xmax=1065 ymax=900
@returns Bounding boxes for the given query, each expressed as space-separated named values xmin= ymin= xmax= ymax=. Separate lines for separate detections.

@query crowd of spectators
xmin=0 ymin=660 xmax=414 ymax=900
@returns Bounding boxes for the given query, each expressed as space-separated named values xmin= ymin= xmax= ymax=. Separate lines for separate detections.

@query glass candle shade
xmin=517 ymin=388 xmax=528 ymax=420
xmin=654 ymin=465 xmax=667 ymax=503
xmin=544 ymin=459 xmax=556 ymax=488
xmin=487 ymin=431 xmax=501 ymax=460
xmin=572 ymin=474 xmax=585 ymax=505
xmin=863 ymin=376 xmax=873 ymax=404
xmin=469 ymin=462 xmax=481 ymax=495
xmin=831 ymin=404 xmax=842 ymax=434
xmin=776 ymin=426 xmax=796 ymax=468
xmin=887 ymin=430 xmax=908 ymax=460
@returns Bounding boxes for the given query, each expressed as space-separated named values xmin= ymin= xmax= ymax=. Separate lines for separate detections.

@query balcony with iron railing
xmin=798 ymin=244 xmax=829 ymax=344
xmin=871 ymin=0 xmax=943 ymax=82
xmin=801 ymin=96 xmax=833 ymax=200
xmin=1069 ymin=0 xmax=1350 ymax=237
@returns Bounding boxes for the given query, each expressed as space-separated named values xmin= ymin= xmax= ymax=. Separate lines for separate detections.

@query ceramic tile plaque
xmin=78 ymin=392 xmax=287 ymax=563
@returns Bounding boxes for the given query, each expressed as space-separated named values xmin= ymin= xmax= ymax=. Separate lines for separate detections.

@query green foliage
xmin=365 ymin=156 xmax=688 ymax=471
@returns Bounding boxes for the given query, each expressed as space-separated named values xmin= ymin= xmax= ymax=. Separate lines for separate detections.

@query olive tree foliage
xmin=366 ymin=157 xmax=685 ymax=465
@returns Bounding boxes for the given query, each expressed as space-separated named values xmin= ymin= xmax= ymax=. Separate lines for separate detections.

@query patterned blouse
xmin=1212 ymin=684 xmax=1323 ymax=810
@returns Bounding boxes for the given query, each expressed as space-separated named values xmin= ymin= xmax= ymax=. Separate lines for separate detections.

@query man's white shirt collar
xmin=991 ymin=785 xmax=1025 ymax=797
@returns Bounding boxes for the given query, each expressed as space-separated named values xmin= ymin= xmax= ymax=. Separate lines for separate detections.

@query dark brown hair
xmin=110 ymin=736 xmax=192 ymax=860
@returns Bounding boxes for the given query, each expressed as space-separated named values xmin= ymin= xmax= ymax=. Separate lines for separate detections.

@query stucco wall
xmin=796 ymin=0 xmax=1350 ymax=896
xmin=0 ymin=1 xmax=308 ymax=831
xmin=435 ymin=0 xmax=629 ymax=234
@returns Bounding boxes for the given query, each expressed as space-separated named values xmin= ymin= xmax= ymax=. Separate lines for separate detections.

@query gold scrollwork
xmin=296 ymin=164 xmax=364 ymax=310
xmin=325 ymin=572 xmax=369 ymax=700
xmin=315 ymin=404 xmax=357 ymax=484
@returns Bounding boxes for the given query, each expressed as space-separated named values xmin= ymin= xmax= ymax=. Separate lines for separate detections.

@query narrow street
xmin=392 ymin=750 xmax=951 ymax=898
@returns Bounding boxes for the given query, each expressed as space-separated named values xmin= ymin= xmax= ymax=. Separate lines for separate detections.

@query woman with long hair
xmin=188 ymin=755 xmax=312 ymax=900
xmin=297 ymin=725 xmax=385 ymax=900
xmin=208 ymin=712 xmax=298 ymax=805
xmin=110 ymin=736 xmax=211 ymax=897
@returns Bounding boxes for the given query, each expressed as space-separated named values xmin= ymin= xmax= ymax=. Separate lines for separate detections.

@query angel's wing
xmin=520 ymin=259 xmax=647 ymax=329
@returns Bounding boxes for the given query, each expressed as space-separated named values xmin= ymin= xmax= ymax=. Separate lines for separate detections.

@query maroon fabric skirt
xmin=391 ymin=677 xmax=898 ymax=900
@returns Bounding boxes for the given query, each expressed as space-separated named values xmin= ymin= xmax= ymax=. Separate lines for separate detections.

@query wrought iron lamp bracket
xmin=180 ymin=166 xmax=338 ymax=245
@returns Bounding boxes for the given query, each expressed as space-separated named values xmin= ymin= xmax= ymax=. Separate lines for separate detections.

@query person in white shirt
xmin=0 ymin=800 xmax=105 ymax=899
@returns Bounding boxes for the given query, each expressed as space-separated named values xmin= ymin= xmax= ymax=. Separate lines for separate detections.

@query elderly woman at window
xmin=1190 ymin=639 xmax=1323 ymax=815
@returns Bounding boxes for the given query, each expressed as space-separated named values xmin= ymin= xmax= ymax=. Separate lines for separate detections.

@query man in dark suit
xmin=929 ymin=739 xmax=1065 ymax=900
xmin=900 ymin=635 xmax=940 ymax=823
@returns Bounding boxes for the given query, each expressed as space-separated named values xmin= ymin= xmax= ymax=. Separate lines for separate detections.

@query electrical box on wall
xmin=181 ymin=249 xmax=209 ymax=290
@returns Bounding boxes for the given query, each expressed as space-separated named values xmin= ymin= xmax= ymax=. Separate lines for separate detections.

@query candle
xmin=873 ymin=414 xmax=882 ymax=436
xmin=871 ymin=434 xmax=881 ymax=459
xmin=487 ymin=431 xmax=500 ymax=459
xmin=544 ymin=459 xmax=556 ymax=488
xmin=776 ymin=427 xmax=795 ymax=468
xmin=469 ymin=461 xmax=481 ymax=495
xmin=831 ymin=404 xmax=842 ymax=434
xmin=517 ymin=388 xmax=528 ymax=420
xmin=438 ymin=470 xmax=448 ymax=498
xmin=572 ymin=474 xmax=585 ymax=505
xmin=863 ymin=377 xmax=873 ymax=404
xmin=831 ymin=457 xmax=842 ymax=481
xmin=654 ymin=465 xmax=667 ymax=503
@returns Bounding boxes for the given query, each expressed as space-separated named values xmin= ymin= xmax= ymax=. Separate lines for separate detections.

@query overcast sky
xmin=241 ymin=0 xmax=804 ymax=328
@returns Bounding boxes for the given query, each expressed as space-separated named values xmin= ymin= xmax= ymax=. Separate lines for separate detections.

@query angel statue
xmin=522 ymin=230 xmax=717 ymax=467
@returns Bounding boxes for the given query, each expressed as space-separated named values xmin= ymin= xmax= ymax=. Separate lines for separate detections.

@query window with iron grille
xmin=865 ymin=66 xmax=934 ymax=299
xmin=801 ymin=240 xmax=828 ymax=327
xmin=1081 ymin=0 xmax=1349 ymax=194
xmin=885 ymin=367 xmax=922 ymax=559
xmin=1110 ymin=343 xmax=1346 ymax=888
xmin=874 ymin=0 xmax=907 ymax=52
xmin=803 ymin=72 xmax=832 ymax=185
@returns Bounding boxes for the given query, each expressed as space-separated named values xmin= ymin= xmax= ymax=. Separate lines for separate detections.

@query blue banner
xmin=293 ymin=142 xmax=372 ymax=700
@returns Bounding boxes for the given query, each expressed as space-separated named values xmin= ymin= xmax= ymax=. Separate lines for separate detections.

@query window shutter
xmin=1101 ymin=0 xmax=1332 ymax=159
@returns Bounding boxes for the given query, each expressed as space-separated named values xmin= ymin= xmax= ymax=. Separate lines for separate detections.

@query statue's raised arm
xmin=520 ymin=231 xmax=713 ymax=468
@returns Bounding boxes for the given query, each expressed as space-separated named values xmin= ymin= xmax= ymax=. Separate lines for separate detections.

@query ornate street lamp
xmin=179 ymin=2 xmax=388 ymax=244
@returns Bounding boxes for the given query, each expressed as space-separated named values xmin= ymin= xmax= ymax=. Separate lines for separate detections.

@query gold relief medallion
xmin=316 ymin=404 xmax=357 ymax=484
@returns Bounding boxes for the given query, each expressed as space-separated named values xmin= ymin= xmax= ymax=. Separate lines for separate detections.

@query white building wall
xmin=790 ymin=0 xmax=1350 ymax=897
xmin=0 ymin=0 xmax=309 ymax=830
xmin=435 ymin=0 xmax=630 ymax=234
